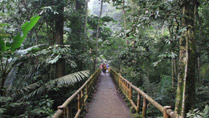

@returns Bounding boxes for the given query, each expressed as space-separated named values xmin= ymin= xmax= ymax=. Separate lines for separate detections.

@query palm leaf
xmin=15 ymin=70 xmax=89 ymax=101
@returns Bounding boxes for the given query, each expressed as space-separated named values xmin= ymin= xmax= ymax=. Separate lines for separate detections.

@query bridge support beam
xmin=136 ymin=94 xmax=141 ymax=113
xmin=142 ymin=97 xmax=147 ymax=118
xmin=129 ymin=85 xmax=132 ymax=99
xmin=78 ymin=93 xmax=81 ymax=110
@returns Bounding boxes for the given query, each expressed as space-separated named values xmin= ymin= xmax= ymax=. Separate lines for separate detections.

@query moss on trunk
xmin=175 ymin=0 xmax=196 ymax=117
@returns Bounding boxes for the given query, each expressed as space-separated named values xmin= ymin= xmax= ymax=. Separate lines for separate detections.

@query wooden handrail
xmin=110 ymin=68 xmax=182 ymax=118
xmin=52 ymin=69 xmax=101 ymax=118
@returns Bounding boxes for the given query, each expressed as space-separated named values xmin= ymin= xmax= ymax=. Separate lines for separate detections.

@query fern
xmin=186 ymin=105 xmax=209 ymax=118
xmin=12 ymin=70 xmax=89 ymax=101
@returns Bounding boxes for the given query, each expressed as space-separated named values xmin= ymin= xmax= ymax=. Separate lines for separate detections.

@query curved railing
xmin=110 ymin=68 xmax=182 ymax=118
xmin=52 ymin=69 xmax=101 ymax=118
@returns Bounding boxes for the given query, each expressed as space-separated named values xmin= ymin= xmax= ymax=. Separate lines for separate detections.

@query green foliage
xmin=159 ymin=75 xmax=172 ymax=94
xmin=200 ymin=63 xmax=209 ymax=80
xmin=10 ymin=16 xmax=40 ymax=51
xmin=0 ymin=96 xmax=26 ymax=117
xmin=0 ymin=16 xmax=40 ymax=52
xmin=19 ymin=95 xmax=54 ymax=118
xmin=186 ymin=105 xmax=209 ymax=118
xmin=196 ymin=84 xmax=209 ymax=110
xmin=12 ymin=70 xmax=89 ymax=101
xmin=28 ymin=45 xmax=77 ymax=68
xmin=0 ymin=70 xmax=89 ymax=117
xmin=101 ymin=16 xmax=115 ymax=22
xmin=0 ymin=0 xmax=208 ymax=117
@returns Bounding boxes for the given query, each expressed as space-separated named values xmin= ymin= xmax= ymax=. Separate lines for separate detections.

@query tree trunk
xmin=55 ymin=9 xmax=64 ymax=45
xmin=122 ymin=0 xmax=127 ymax=30
xmin=84 ymin=0 xmax=89 ymax=41
xmin=55 ymin=2 xmax=65 ymax=78
xmin=84 ymin=1 xmax=89 ymax=70
xmin=0 ymin=57 xmax=7 ymax=96
xmin=70 ymin=0 xmax=85 ymax=71
xmin=172 ymin=58 xmax=174 ymax=89
xmin=94 ymin=0 xmax=103 ymax=71
xmin=0 ymin=72 xmax=6 ymax=96
xmin=175 ymin=0 xmax=196 ymax=117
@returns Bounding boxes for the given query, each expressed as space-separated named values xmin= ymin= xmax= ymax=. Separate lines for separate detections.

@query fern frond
xmin=17 ymin=70 xmax=89 ymax=101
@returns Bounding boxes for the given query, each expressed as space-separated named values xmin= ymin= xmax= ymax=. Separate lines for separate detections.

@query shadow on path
xmin=85 ymin=72 xmax=131 ymax=118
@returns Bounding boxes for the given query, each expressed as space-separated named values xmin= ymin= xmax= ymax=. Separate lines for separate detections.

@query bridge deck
xmin=85 ymin=72 xmax=131 ymax=118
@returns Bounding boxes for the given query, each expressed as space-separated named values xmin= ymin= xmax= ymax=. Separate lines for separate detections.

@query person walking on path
xmin=102 ymin=64 xmax=107 ymax=73
xmin=106 ymin=64 xmax=109 ymax=72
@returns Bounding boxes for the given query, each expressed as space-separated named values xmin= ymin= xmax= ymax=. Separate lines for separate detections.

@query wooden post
xmin=81 ymin=90 xmax=84 ymax=107
xmin=63 ymin=107 xmax=66 ymax=118
xmin=126 ymin=83 xmax=128 ymax=96
xmin=163 ymin=106 xmax=171 ymax=118
xmin=85 ymin=85 xmax=88 ymax=98
xmin=122 ymin=80 xmax=124 ymax=92
xmin=136 ymin=93 xmax=140 ymax=113
xmin=124 ymin=80 xmax=128 ymax=96
xmin=142 ymin=97 xmax=147 ymax=118
xmin=129 ymin=85 xmax=132 ymax=99
xmin=57 ymin=106 xmax=65 ymax=118
xmin=66 ymin=106 xmax=70 ymax=118
xmin=126 ymin=82 xmax=129 ymax=95
xmin=78 ymin=92 xmax=81 ymax=110
xmin=124 ymin=81 xmax=126 ymax=94
xmin=125 ymin=81 xmax=127 ymax=94
xmin=122 ymin=80 xmax=124 ymax=91
xmin=68 ymin=105 xmax=73 ymax=118
xmin=119 ymin=76 xmax=121 ymax=88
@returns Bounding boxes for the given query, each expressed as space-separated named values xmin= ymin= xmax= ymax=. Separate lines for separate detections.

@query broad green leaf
xmin=0 ymin=39 xmax=6 ymax=51
xmin=9 ymin=16 xmax=40 ymax=51
xmin=21 ymin=16 xmax=40 ymax=35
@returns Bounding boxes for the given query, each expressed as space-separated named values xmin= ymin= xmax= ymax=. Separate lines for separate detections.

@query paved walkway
xmin=85 ymin=72 xmax=131 ymax=118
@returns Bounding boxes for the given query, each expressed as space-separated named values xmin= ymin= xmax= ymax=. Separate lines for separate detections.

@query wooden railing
xmin=52 ymin=69 xmax=101 ymax=118
xmin=110 ymin=68 xmax=182 ymax=118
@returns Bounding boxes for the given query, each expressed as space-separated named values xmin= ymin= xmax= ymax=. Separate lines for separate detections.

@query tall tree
xmin=55 ymin=1 xmax=65 ymax=78
xmin=122 ymin=0 xmax=127 ymax=30
xmin=70 ymin=0 xmax=85 ymax=71
xmin=175 ymin=0 xmax=197 ymax=116
xmin=84 ymin=0 xmax=89 ymax=41
xmin=94 ymin=0 xmax=104 ymax=71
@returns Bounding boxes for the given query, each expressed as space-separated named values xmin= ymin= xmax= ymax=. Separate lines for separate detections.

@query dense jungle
xmin=0 ymin=0 xmax=208 ymax=118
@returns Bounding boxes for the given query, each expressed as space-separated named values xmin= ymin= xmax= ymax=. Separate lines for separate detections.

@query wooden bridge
xmin=52 ymin=68 xmax=181 ymax=118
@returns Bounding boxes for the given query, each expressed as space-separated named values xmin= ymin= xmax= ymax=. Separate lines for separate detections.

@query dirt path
xmin=85 ymin=72 xmax=131 ymax=118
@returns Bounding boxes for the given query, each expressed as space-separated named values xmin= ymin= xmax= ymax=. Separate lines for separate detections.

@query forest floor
xmin=85 ymin=72 xmax=131 ymax=118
